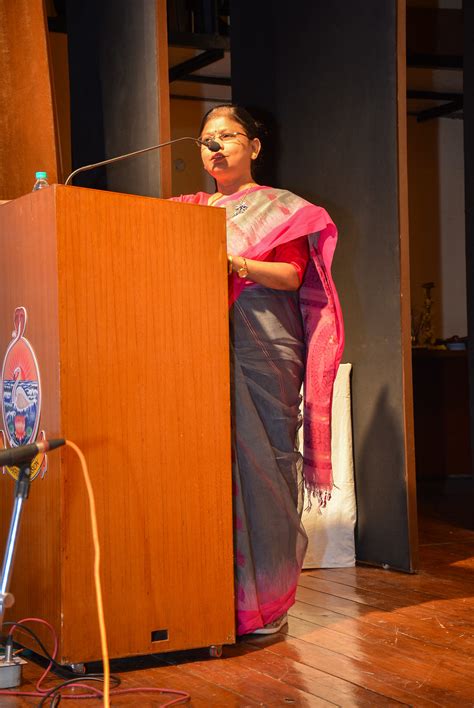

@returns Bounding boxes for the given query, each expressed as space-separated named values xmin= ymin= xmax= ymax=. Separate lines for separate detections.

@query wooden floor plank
xmin=295 ymin=583 xmax=474 ymax=643
xmin=298 ymin=574 xmax=474 ymax=627
xmin=285 ymin=611 xmax=474 ymax=680
xmin=294 ymin=585 xmax=474 ymax=653
xmin=305 ymin=566 xmax=474 ymax=604
xmin=226 ymin=641 xmax=407 ymax=707
xmin=249 ymin=633 xmax=474 ymax=707
xmin=282 ymin=613 xmax=474 ymax=702
xmin=170 ymin=653 xmax=336 ymax=706
xmin=306 ymin=565 xmax=474 ymax=602
xmin=4 ymin=659 xmax=255 ymax=706
xmin=291 ymin=597 xmax=474 ymax=663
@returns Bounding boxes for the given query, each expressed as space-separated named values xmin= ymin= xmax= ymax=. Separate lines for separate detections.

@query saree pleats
xmin=230 ymin=286 xmax=308 ymax=635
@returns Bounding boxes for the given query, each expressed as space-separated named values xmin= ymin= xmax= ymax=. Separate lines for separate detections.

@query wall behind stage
xmin=231 ymin=0 xmax=416 ymax=571
xmin=408 ymin=116 xmax=466 ymax=340
xmin=170 ymin=98 xmax=215 ymax=196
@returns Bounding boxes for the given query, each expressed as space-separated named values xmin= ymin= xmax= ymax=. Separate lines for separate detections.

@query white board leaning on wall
xmin=302 ymin=363 xmax=356 ymax=568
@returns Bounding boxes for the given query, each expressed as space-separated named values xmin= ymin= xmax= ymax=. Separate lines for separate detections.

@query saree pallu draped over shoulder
xmin=175 ymin=185 xmax=344 ymax=507
xmin=172 ymin=186 xmax=344 ymax=634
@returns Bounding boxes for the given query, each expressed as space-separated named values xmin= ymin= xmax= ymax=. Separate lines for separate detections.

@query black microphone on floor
xmin=64 ymin=137 xmax=221 ymax=186
xmin=0 ymin=439 xmax=65 ymax=467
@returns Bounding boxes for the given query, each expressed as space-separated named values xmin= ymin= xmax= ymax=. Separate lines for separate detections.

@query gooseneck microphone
xmin=0 ymin=439 xmax=65 ymax=467
xmin=64 ymin=136 xmax=222 ymax=186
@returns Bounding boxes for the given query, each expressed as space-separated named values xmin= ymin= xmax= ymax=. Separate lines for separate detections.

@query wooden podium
xmin=0 ymin=186 xmax=235 ymax=663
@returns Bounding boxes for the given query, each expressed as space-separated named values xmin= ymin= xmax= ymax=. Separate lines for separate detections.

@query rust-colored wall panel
xmin=157 ymin=0 xmax=171 ymax=198
xmin=0 ymin=0 xmax=59 ymax=199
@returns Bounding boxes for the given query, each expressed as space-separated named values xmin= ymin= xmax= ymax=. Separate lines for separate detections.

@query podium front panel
xmin=0 ymin=186 xmax=234 ymax=662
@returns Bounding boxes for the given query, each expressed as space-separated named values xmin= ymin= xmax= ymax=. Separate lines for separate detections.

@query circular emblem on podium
xmin=0 ymin=307 xmax=44 ymax=480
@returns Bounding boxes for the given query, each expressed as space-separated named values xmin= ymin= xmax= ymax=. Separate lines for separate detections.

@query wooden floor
xmin=5 ymin=482 xmax=474 ymax=706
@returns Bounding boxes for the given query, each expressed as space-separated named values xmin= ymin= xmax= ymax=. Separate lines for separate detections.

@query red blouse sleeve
xmin=270 ymin=237 xmax=310 ymax=283
xmin=168 ymin=192 xmax=211 ymax=205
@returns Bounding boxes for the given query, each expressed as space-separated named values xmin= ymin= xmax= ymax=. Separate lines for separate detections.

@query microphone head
xmin=204 ymin=139 xmax=222 ymax=153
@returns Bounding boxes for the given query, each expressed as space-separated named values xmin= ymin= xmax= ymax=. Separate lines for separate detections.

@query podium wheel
xmin=209 ymin=645 xmax=222 ymax=658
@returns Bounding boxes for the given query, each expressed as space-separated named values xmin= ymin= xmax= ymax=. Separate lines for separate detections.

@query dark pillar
xmin=67 ymin=0 xmax=163 ymax=196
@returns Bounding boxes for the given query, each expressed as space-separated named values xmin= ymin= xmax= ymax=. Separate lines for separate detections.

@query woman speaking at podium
xmin=172 ymin=105 xmax=344 ymax=636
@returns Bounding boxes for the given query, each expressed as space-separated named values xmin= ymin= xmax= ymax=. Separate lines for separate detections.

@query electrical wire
xmin=0 ymin=620 xmax=189 ymax=704
xmin=0 ymin=617 xmax=118 ymax=700
xmin=3 ymin=621 xmax=55 ymax=665
xmin=37 ymin=677 xmax=110 ymax=706
xmin=65 ymin=439 xmax=110 ymax=707
xmin=39 ymin=681 xmax=191 ymax=706
xmin=2 ymin=620 xmax=116 ymax=682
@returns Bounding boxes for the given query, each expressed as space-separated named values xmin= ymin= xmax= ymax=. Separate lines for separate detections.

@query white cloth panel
xmin=302 ymin=363 xmax=356 ymax=568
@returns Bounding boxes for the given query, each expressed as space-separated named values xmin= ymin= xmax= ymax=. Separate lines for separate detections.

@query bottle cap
xmin=35 ymin=171 xmax=47 ymax=179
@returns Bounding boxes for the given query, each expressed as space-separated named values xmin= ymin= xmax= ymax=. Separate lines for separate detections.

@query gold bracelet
xmin=227 ymin=255 xmax=233 ymax=275
xmin=237 ymin=257 xmax=249 ymax=279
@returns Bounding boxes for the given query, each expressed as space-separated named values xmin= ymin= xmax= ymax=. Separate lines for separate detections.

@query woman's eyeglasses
xmin=199 ymin=131 xmax=249 ymax=147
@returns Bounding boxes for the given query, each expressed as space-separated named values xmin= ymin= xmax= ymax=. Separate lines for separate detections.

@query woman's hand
xmin=228 ymin=255 xmax=301 ymax=291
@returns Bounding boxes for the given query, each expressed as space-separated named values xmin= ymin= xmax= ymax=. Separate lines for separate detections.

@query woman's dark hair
xmin=199 ymin=104 xmax=266 ymax=178
xmin=199 ymin=104 xmax=263 ymax=140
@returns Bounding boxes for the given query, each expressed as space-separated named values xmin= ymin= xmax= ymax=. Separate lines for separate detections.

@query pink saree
xmin=173 ymin=185 xmax=344 ymax=634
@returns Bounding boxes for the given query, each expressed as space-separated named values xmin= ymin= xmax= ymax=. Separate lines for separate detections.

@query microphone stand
xmin=64 ymin=136 xmax=209 ymax=186
xmin=0 ymin=463 xmax=33 ymax=629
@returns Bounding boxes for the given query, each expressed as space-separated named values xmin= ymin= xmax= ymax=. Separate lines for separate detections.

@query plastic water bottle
xmin=32 ymin=171 xmax=49 ymax=191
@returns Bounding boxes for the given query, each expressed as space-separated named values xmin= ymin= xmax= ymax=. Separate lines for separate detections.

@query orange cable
xmin=65 ymin=440 xmax=110 ymax=708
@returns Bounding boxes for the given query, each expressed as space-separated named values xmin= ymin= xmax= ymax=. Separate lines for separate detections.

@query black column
xmin=67 ymin=0 xmax=162 ymax=196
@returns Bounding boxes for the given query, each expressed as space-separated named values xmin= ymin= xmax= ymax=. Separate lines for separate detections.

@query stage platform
xmin=6 ymin=486 xmax=474 ymax=705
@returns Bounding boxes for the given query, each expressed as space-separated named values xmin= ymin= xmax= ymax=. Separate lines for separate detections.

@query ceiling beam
xmin=407 ymin=90 xmax=463 ymax=101
xmin=416 ymin=97 xmax=463 ymax=122
xmin=179 ymin=74 xmax=231 ymax=86
xmin=169 ymin=49 xmax=225 ymax=83
xmin=168 ymin=32 xmax=230 ymax=51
